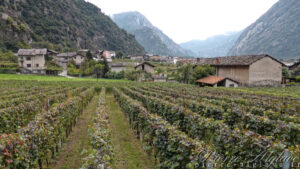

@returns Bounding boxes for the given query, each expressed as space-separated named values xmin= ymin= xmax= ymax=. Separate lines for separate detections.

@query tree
xmin=193 ymin=65 xmax=215 ymax=81
xmin=45 ymin=54 xmax=53 ymax=61
xmin=176 ymin=61 xmax=184 ymax=67
xmin=282 ymin=67 xmax=290 ymax=78
xmin=156 ymin=67 xmax=163 ymax=74
xmin=86 ymin=51 xmax=93 ymax=60
xmin=0 ymin=51 xmax=18 ymax=63
xmin=94 ymin=64 xmax=104 ymax=79
xmin=175 ymin=64 xmax=194 ymax=84
xmin=116 ymin=51 xmax=124 ymax=59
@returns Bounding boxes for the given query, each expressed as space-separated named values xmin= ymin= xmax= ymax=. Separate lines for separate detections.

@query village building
xmin=18 ymin=48 xmax=48 ymax=74
xmin=109 ymin=63 xmax=128 ymax=73
xmin=196 ymin=54 xmax=283 ymax=86
xmin=103 ymin=51 xmax=116 ymax=62
xmin=73 ymin=54 xmax=86 ymax=66
xmin=196 ymin=76 xmax=239 ymax=87
xmin=288 ymin=61 xmax=300 ymax=76
xmin=151 ymin=55 xmax=160 ymax=61
xmin=95 ymin=50 xmax=104 ymax=60
xmin=135 ymin=62 xmax=155 ymax=74
xmin=77 ymin=49 xmax=89 ymax=57
xmin=54 ymin=52 xmax=77 ymax=68
xmin=47 ymin=50 xmax=58 ymax=58
xmin=130 ymin=55 xmax=145 ymax=61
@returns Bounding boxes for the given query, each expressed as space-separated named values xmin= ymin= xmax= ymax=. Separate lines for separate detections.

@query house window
xmin=36 ymin=64 xmax=39 ymax=67
xmin=20 ymin=57 xmax=24 ymax=60
xmin=27 ymin=64 xmax=31 ymax=68
xmin=26 ymin=57 xmax=31 ymax=61
xmin=142 ymin=65 xmax=145 ymax=71
xmin=230 ymin=84 xmax=235 ymax=87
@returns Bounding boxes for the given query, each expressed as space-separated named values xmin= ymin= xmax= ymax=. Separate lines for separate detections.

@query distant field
xmin=0 ymin=74 xmax=129 ymax=82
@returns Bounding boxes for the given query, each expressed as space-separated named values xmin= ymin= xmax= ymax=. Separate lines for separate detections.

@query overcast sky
xmin=87 ymin=0 xmax=278 ymax=43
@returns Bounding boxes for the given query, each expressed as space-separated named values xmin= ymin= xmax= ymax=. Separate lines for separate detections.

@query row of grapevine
xmin=0 ymin=88 xmax=94 ymax=168
xmin=142 ymin=86 xmax=300 ymax=126
xmin=0 ymin=87 xmax=87 ymax=133
xmin=113 ymin=87 xmax=220 ymax=169
xmin=0 ymin=87 xmax=72 ymax=108
xmin=81 ymin=88 xmax=114 ymax=169
xmin=122 ymin=87 xmax=299 ymax=168
xmin=142 ymin=86 xmax=296 ymax=118
xmin=132 ymin=86 xmax=299 ymax=146
xmin=147 ymin=85 xmax=299 ymax=116
xmin=0 ymin=86 xmax=49 ymax=100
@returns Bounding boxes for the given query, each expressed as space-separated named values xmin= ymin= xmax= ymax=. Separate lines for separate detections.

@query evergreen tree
xmin=103 ymin=58 xmax=110 ymax=77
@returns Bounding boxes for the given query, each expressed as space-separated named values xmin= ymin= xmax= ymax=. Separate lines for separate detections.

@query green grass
xmin=106 ymin=93 xmax=155 ymax=169
xmin=0 ymin=74 xmax=130 ymax=82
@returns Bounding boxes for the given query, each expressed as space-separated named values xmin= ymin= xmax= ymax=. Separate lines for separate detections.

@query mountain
xmin=228 ymin=0 xmax=300 ymax=59
xmin=0 ymin=0 xmax=145 ymax=54
xmin=180 ymin=32 xmax=241 ymax=58
xmin=111 ymin=11 xmax=194 ymax=56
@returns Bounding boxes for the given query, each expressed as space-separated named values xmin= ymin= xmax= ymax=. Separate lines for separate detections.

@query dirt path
xmin=106 ymin=93 xmax=155 ymax=169
xmin=49 ymin=95 xmax=99 ymax=169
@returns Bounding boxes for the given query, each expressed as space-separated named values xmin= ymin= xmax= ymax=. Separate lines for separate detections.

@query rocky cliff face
xmin=112 ymin=11 xmax=194 ymax=56
xmin=180 ymin=32 xmax=241 ymax=58
xmin=228 ymin=0 xmax=300 ymax=59
xmin=0 ymin=0 xmax=145 ymax=54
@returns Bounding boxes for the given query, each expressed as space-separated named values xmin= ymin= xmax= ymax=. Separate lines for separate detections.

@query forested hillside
xmin=0 ymin=0 xmax=145 ymax=54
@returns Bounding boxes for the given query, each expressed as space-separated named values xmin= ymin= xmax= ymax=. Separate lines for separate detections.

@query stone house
xmin=135 ymin=62 xmax=155 ymax=74
xmin=130 ymin=55 xmax=145 ymax=61
xmin=109 ymin=63 xmax=128 ymax=73
xmin=196 ymin=76 xmax=239 ymax=87
xmin=55 ymin=52 xmax=77 ymax=68
xmin=288 ymin=61 xmax=300 ymax=76
xmin=18 ymin=49 xmax=47 ymax=74
xmin=196 ymin=54 xmax=283 ymax=86
xmin=73 ymin=54 xmax=86 ymax=66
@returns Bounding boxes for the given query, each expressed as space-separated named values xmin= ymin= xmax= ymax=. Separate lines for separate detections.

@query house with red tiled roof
xmin=196 ymin=76 xmax=239 ymax=87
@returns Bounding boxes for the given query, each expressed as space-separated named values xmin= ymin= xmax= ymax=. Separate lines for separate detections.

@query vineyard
xmin=0 ymin=79 xmax=299 ymax=169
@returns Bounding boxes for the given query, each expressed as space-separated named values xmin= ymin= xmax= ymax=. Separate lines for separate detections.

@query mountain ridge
xmin=180 ymin=32 xmax=241 ymax=58
xmin=112 ymin=11 xmax=194 ymax=56
xmin=228 ymin=0 xmax=300 ymax=59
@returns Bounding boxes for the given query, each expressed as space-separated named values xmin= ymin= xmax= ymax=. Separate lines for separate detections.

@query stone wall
xmin=249 ymin=57 xmax=282 ymax=86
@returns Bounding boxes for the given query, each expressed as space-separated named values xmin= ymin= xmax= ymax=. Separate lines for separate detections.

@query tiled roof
xmin=18 ymin=49 xmax=47 ymax=56
xmin=135 ymin=62 xmax=156 ymax=68
xmin=109 ymin=63 xmax=126 ymax=67
xmin=57 ymin=52 xmax=77 ymax=58
xmin=196 ymin=76 xmax=225 ymax=85
xmin=197 ymin=54 xmax=282 ymax=66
